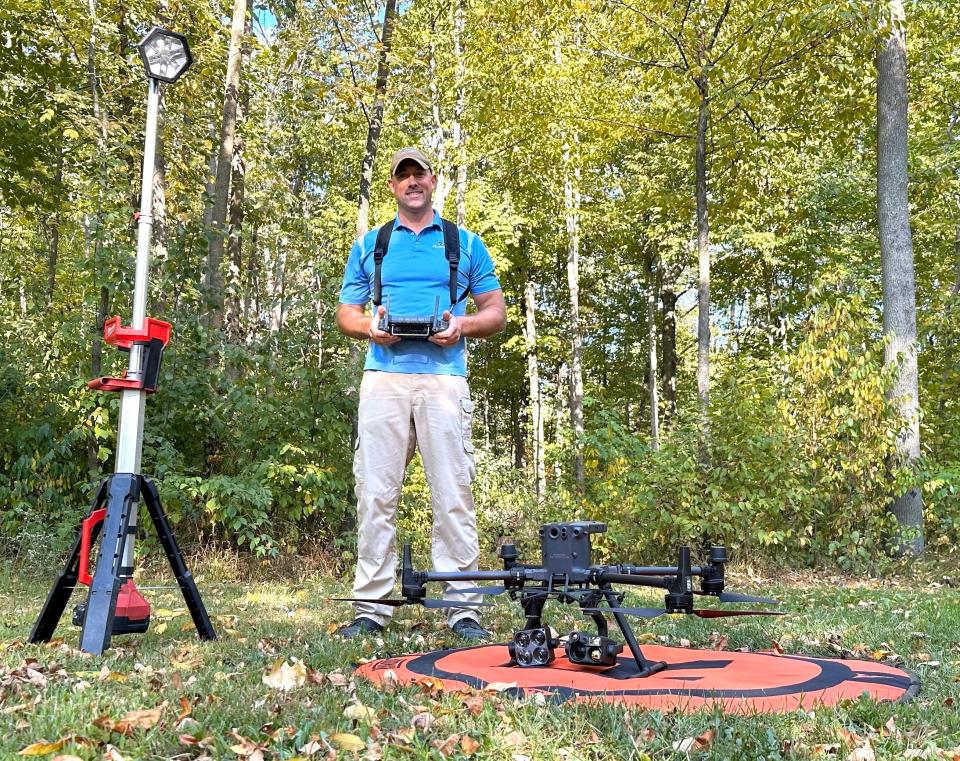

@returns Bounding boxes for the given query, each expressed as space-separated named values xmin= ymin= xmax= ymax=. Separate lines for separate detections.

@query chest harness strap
xmin=372 ymin=218 xmax=470 ymax=307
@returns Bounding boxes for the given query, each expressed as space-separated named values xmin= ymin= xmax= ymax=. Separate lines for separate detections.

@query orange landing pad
xmin=355 ymin=644 xmax=918 ymax=713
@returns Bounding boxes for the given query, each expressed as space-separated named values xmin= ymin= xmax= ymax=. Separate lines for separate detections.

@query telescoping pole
xmin=114 ymin=76 xmax=161 ymax=568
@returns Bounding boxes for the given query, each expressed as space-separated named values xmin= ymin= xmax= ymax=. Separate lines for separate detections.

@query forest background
xmin=2 ymin=0 xmax=959 ymax=572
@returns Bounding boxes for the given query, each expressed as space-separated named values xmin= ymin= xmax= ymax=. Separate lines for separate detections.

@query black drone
xmin=336 ymin=521 xmax=783 ymax=677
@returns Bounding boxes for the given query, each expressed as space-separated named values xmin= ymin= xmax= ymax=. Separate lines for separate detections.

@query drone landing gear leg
xmin=600 ymin=583 xmax=666 ymax=677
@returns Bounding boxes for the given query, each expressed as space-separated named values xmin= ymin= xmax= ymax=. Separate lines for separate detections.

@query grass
xmin=1 ymin=552 xmax=959 ymax=761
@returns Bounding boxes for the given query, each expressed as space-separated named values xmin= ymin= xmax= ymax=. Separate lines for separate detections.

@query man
xmin=335 ymin=147 xmax=507 ymax=640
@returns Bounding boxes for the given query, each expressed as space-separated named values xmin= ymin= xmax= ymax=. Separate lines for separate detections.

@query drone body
xmin=337 ymin=521 xmax=781 ymax=677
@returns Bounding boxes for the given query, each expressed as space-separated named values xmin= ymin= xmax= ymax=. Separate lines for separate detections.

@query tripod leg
xmin=29 ymin=481 xmax=109 ymax=643
xmin=80 ymin=474 xmax=140 ymax=655
xmin=140 ymin=478 xmax=216 ymax=641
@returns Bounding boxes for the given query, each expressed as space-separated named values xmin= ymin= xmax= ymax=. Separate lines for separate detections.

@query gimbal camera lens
xmin=533 ymin=646 xmax=548 ymax=664
xmin=517 ymin=649 xmax=532 ymax=665
xmin=532 ymin=629 xmax=546 ymax=646
xmin=516 ymin=631 xmax=530 ymax=647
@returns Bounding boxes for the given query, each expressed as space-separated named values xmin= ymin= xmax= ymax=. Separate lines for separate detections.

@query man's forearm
xmin=336 ymin=304 xmax=371 ymax=340
xmin=460 ymin=306 xmax=506 ymax=338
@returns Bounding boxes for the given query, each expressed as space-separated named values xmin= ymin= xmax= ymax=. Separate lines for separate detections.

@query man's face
xmin=388 ymin=160 xmax=437 ymax=216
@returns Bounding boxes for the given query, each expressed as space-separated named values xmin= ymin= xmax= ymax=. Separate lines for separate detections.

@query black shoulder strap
xmin=442 ymin=217 xmax=470 ymax=306
xmin=372 ymin=222 xmax=393 ymax=306
xmin=374 ymin=218 xmax=469 ymax=308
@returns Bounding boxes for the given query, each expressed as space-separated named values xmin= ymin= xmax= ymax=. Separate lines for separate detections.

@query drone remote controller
xmin=378 ymin=295 xmax=449 ymax=340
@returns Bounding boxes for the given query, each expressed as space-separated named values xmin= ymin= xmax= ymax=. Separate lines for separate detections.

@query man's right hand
xmin=369 ymin=305 xmax=401 ymax=346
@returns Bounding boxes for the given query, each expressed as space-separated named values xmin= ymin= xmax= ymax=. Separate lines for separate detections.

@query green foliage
xmin=578 ymin=295 xmax=910 ymax=570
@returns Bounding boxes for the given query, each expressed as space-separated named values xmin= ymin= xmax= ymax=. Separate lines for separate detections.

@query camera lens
xmin=516 ymin=631 xmax=530 ymax=647
xmin=517 ymin=649 xmax=532 ymax=665
xmin=534 ymin=646 xmax=548 ymax=663
xmin=532 ymin=629 xmax=546 ymax=645
xmin=569 ymin=643 xmax=587 ymax=662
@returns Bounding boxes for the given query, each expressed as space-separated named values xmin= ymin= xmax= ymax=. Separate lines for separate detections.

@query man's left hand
xmin=429 ymin=311 xmax=462 ymax=347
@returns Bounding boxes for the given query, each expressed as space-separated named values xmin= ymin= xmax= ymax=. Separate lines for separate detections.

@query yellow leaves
xmin=342 ymin=702 xmax=376 ymax=723
xmin=329 ymin=733 xmax=365 ymax=752
xmin=262 ymin=657 xmax=307 ymax=691
xmin=18 ymin=739 xmax=67 ymax=756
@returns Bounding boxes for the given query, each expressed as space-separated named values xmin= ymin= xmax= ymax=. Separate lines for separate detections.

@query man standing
xmin=335 ymin=147 xmax=506 ymax=640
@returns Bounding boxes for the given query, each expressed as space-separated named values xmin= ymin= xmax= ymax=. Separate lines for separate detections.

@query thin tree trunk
xmin=563 ymin=142 xmax=585 ymax=491
xmin=204 ymin=0 xmax=246 ymax=331
xmin=224 ymin=0 xmax=252 ymax=345
xmin=695 ymin=65 xmax=711 ymax=468
xmin=877 ymin=0 xmax=923 ymax=556
xmin=46 ymin=149 xmax=64 ymax=307
xmin=524 ymin=279 xmax=546 ymax=502
xmin=646 ymin=251 xmax=660 ymax=452
xmin=452 ymin=0 xmax=467 ymax=227
xmin=661 ymin=279 xmax=678 ymax=424
xmin=428 ymin=30 xmax=452 ymax=215
xmin=356 ymin=0 xmax=398 ymax=237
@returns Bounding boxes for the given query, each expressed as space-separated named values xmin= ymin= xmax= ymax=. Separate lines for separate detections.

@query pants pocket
xmin=459 ymin=398 xmax=476 ymax=483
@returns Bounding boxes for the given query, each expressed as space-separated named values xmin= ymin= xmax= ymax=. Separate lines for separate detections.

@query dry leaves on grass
xmin=262 ymin=657 xmax=307 ymax=691
xmin=672 ymin=729 xmax=715 ymax=754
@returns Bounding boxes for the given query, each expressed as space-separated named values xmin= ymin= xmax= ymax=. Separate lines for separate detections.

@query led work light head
xmin=137 ymin=27 xmax=193 ymax=83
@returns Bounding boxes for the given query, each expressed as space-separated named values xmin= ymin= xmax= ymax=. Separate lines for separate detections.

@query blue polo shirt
xmin=339 ymin=212 xmax=501 ymax=376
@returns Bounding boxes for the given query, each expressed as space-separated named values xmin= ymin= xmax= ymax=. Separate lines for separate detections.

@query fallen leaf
xmin=102 ymin=746 xmax=126 ymax=761
xmin=120 ymin=704 xmax=164 ymax=730
xmin=462 ymin=695 xmax=485 ymax=716
xmin=19 ymin=740 xmax=66 ymax=756
xmin=298 ymin=735 xmax=324 ymax=755
xmin=262 ymin=658 xmax=306 ymax=691
xmin=343 ymin=703 xmax=376 ymax=723
xmin=51 ymin=756 xmax=83 ymax=761
xmin=485 ymin=681 xmax=518 ymax=693
xmin=460 ymin=736 xmax=481 ymax=756
xmin=431 ymin=734 xmax=460 ymax=757
xmin=329 ymin=733 xmax=365 ymax=752
xmin=411 ymin=712 xmax=434 ymax=732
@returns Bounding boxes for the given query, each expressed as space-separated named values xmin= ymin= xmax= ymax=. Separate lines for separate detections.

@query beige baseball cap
xmin=390 ymin=147 xmax=432 ymax=175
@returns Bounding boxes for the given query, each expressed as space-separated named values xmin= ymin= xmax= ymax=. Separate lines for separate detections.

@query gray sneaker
xmin=336 ymin=617 xmax=385 ymax=639
xmin=451 ymin=618 xmax=490 ymax=641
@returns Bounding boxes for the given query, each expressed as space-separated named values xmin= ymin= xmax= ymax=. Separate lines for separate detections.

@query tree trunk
xmin=563 ymin=142 xmax=585 ymax=491
xmin=203 ymin=0 xmax=247 ymax=331
xmin=661 ymin=279 xmax=678 ymax=424
xmin=46 ymin=149 xmax=64 ymax=307
xmin=428 ymin=30 xmax=452 ymax=215
xmin=877 ymin=0 xmax=923 ymax=556
xmin=524 ymin=279 xmax=546 ymax=502
xmin=646 ymin=251 xmax=660 ymax=452
xmin=224 ymin=0 xmax=252 ymax=345
xmin=356 ymin=0 xmax=398 ymax=237
xmin=695 ymin=66 xmax=711 ymax=468
xmin=452 ymin=0 xmax=467 ymax=227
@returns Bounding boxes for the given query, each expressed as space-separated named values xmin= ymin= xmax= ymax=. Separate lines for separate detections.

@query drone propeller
xmin=695 ymin=590 xmax=780 ymax=605
xmin=331 ymin=597 xmax=491 ymax=610
xmin=582 ymin=605 xmax=666 ymax=619
xmin=457 ymin=585 xmax=510 ymax=596
xmin=582 ymin=606 xmax=786 ymax=619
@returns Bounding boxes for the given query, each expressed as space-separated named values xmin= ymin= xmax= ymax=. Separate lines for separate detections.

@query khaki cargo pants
xmin=351 ymin=371 xmax=481 ymax=627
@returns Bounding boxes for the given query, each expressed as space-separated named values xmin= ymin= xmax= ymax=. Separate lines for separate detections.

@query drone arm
xmin=594 ymin=571 xmax=674 ymax=590
xmin=420 ymin=569 xmax=517 ymax=584
xmin=617 ymin=564 xmax=710 ymax=576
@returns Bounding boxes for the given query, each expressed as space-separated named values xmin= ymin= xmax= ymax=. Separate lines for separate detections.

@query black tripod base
xmin=29 ymin=474 xmax=216 ymax=654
